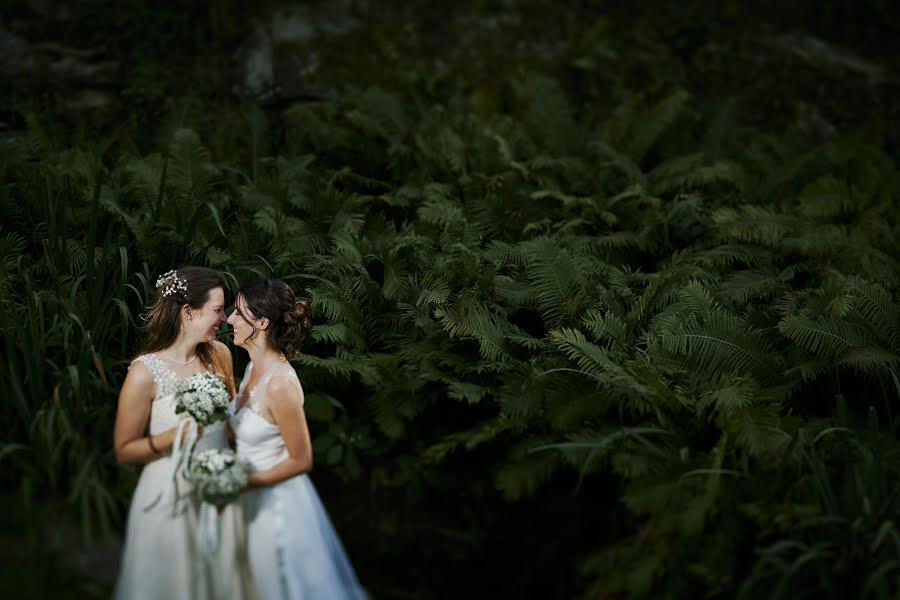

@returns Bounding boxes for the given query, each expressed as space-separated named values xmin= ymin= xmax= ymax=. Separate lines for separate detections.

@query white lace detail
xmin=267 ymin=373 xmax=304 ymax=405
xmin=236 ymin=362 xmax=304 ymax=417
xmin=131 ymin=353 xmax=178 ymax=399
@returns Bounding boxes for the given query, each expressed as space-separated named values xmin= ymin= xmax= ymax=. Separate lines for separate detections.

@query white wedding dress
xmin=115 ymin=353 xmax=256 ymax=600
xmin=231 ymin=362 xmax=366 ymax=600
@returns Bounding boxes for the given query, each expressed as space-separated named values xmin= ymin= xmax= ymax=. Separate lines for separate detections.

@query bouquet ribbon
xmin=144 ymin=419 xmax=199 ymax=512
xmin=198 ymin=501 xmax=220 ymax=557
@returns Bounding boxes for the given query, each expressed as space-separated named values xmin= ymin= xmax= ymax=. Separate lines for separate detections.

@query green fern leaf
xmin=167 ymin=128 xmax=214 ymax=200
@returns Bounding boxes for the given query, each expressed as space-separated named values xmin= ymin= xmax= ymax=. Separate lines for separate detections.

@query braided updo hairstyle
xmin=236 ymin=278 xmax=312 ymax=358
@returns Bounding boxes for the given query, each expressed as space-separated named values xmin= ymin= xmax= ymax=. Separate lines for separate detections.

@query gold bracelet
xmin=148 ymin=435 xmax=161 ymax=454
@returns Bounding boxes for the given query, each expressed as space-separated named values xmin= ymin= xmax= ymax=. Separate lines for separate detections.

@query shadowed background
xmin=1 ymin=1 xmax=899 ymax=598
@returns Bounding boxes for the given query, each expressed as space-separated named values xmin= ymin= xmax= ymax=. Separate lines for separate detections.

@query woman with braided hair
xmin=113 ymin=266 xmax=255 ymax=600
xmin=227 ymin=278 xmax=366 ymax=599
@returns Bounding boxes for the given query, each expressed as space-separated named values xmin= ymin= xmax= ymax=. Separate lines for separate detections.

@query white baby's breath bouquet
xmin=173 ymin=372 xmax=230 ymax=424
xmin=189 ymin=449 xmax=250 ymax=507
xmin=190 ymin=448 xmax=250 ymax=558
xmin=145 ymin=372 xmax=232 ymax=513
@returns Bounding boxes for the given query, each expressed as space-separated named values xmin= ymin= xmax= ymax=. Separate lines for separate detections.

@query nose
xmin=226 ymin=311 xmax=235 ymax=325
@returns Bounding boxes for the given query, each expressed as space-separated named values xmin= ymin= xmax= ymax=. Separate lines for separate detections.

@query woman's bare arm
xmin=113 ymin=361 xmax=186 ymax=464
xmin=245 ymin=377 xmax=313 ymax=488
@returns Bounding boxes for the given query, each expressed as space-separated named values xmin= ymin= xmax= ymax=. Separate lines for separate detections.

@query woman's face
xmin=226 ymin=293 xmax=260 ymax=349
xmin=186 ymin=287 xmax=227 ymax=343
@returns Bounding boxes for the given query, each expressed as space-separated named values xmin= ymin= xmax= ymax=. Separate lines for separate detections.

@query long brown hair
xmin=139 ymin=266 xmax=226 ymax=370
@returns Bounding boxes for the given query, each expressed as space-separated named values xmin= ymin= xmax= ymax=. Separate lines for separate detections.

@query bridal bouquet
xmin=145 ymin=372 xmax=231 ymax=512
xmin=173 ymin=372 xmax=230 ymax=424
xmin=189 ymin=449 xmax=249 ymax=507
xmin=190 ymin=449 xmax=249 ymax=558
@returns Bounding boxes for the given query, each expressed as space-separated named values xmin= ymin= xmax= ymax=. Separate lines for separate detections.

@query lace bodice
xmin=130 ymin=353 xmax=226 ymax=449
xmin=230 ymin=362 xmax=305 ymax=472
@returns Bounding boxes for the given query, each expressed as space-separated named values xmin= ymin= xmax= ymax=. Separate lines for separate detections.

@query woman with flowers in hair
xmin=113 ymin=266 xmax=255 ymax=600
xmin=227 ymin=278 xmax=366 ymax=599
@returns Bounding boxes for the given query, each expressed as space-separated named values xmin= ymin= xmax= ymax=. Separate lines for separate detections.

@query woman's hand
xmin=152 ymin=420 xmax=204 ymax=452
xmin=243 ymin=474 xmax=260 ymax=492
xmin=235 ymin=377 xmax=311 ymax=488
xmin=190 ymin=420 xmax=205 ymax=440
xmin=224 ymin=421 xmax=236 ymax=447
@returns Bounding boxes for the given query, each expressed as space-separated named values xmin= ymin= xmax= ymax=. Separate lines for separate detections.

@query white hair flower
xmin=155 ymin=269 xmax=189 ymax=299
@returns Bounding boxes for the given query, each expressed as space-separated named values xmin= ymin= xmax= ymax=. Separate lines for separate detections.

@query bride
xmin=227 ymin=278 xmax=366 ymax=599
xmin=113 ymin=266 xmax=255 ymax=599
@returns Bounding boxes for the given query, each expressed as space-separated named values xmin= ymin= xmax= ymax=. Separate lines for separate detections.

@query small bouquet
xmin=189 ymin=449 xmax=249 ymax=557
xmin=146 ymin=372 xmax=231 ymax=512
xmin=174 ymin=372 xmax=230 ymax=424
xmin=189 ymin=449 xmax=249 ymax=507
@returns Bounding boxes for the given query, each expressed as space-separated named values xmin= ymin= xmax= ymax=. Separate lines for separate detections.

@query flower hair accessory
xmin=156 ymin=270 xmax=188 ymax=299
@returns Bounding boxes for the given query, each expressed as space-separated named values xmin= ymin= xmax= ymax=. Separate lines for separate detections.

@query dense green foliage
xmin=2 ymin=2 xmax=900 ymax=598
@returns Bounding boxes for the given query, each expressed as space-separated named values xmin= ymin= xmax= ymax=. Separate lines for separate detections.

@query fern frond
xmin=639 ymin=252 xmax=714 ymax=317
xmin=493 ymin=275 xmax=535 ymax=306
xmin=413 ymin=111 xmax=467 ymax=175
xmin=651 ymin=283 xmax=784 ymax=385
xmin=778 ymin=316 xmax=872 ymax=359
xmin=167 ymin=128 xmax=214 ymax=200
xmin=691 ymin=244 xmax=775 ymax=269
xmin=845 ymin=276 xmax=899 ymax=349
xmin=514 ymin=73 xmax=578 ymax=156
xmin=522 ymin=237 xmax=588 ymax=326
xmin=548 ymin=328 xmax=653 ymax=399
xmin=435 ymin=301 xmax=512 ymax=362
xmin=656 ymin=315 xmax=782 ymax=385
xmin=416 ymin=184 xmax=465 ymax=229
xmin=294 ymin=349 xmax=378 ymax=385
xmin=447 ymin=380 xmax=492 ymax=404
xmin=483 ymin=241 xmax=528 ymax=268
xmin=594 ymin=231 xmax=640 ymax=250
xmin=123 ymin=153 xmax=166 ymax=213
xmin=722 ymin=402 xmax=786 ymax=457
xmin=797 ymin=176 xmax=855 ymax=219
xmin=621 ymin=88 xmax=690 ymax=163
xmin=712 ymin=205 xmax=799 ymax=247
xmin=98 ymin=185 xmax=140 ymax=237
xmin=362 ymin=86 xmax=411 ymax=137
xmin=410 ymin=273 xmax=451 ymax=308
xmin=309 ymin=323 xmax=366 ymax=349
xmin=836 ymin=347 xmax=900 ymax=375
xmin=253 ymin=206 xmax=280 ymax=237
xmin=495 ymin=447 xmax=560 ymax=500
xmin=650 ymin=153 xmax=743 ymax=196
xmin=698 ymin=375 xmax=759 ymax=418
xmin=784 ymin=358 xmax=833 ymax=382
xmin=582 ymin=309 xmax=630 ymax=348
xmin=719 ymin=268 xmax=785 ymax=304
xmin=495 ymin=361 xmax=546 ymax=416
xmin=590 ymin=142 xmax=645 ymax=185
xmin=422 ymin=416 xmax=521 ymax=464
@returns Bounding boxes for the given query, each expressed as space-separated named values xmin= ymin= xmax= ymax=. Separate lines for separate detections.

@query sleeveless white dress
xmin=231 ymin=362 xmax=366 ymax=600
xmin=115 ymin=353 xmax=256 ymax=600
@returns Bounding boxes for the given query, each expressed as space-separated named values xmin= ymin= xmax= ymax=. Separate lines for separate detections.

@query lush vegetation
xmin=2 ymin=1 xmax=899 ymax=598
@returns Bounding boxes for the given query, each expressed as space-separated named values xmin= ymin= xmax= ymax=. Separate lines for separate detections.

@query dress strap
xmin=236 ymin=361 xmax=254 ymax=397
xmin=131 ymin=353 xmax=177 ymax=397
xmin=268 ymin=372 xmax=305 ymax=406
xmin=249 ymin=363 xmax=305 ymax=411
